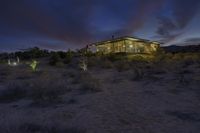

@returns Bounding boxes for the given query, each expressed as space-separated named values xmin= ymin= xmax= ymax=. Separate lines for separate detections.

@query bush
xmin=101 ymin=59 xmax=114 ymax=69
xmin=115 ymin=61 xmax=131 ymax=72
xmin=49 ymin=53 xmax=61 ymax=66
xmin=106 ymin=53 xmax=127 ymax=62
xmin=78 ymin=72 xmax=102 ymax=93
xmin=28 ymin=78 xmax=67 ymax=106
xmin=3 ymin=122 xmax=86 ymax=133
xmin=130 ymin=68 xmax=144 ymax=81
xmin=64 ymin=50 xmax=74 ymax=64
xmin=0 ymin=82 xmax=27 ymax=103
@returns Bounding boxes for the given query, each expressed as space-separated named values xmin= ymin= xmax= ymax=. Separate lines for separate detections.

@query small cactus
xmin=30 ymin=60 xmax=38 ymax=71
xmin=79 ymin=58 xmax=88 ymax=71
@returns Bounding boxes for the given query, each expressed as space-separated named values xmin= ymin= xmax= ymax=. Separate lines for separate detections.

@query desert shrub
xmin=66 ymin=70 xmax=77 ymax=78
xmin=79 ymin=72 xmax=102 ymax=93
xmin=101 ymin=59 xmax=114 ymax=69
xmin=85 ymin=51 xmax=95 ymax=57
xmin=49 ymin=53 xmax=62 ymax=66
xmin=129 ymin=68 xmax=144 ymax=81
xmin=165 ymin=111 xmax=200 ymax=122
xmin=2 ymin=122 xmax=86 ymax=133
xmin=30 ymin=87 xmax=63 ymax=106
xmin=128 ymin=54 xmax=148 ymax=62
xmin=57 ymin=51 xmax=66 ymax=59
xmin=28 ymin=78 xmax=68 ymax=106
xmin=87 ymin=56 xmax=99 ymax=68
xmin=106 ymin=53 xmax=127 ymax=62
xmin=64 ymin=50 xmax=74 ymax=64
xmin=181 ymin=53 xmax=200 ymax=66
xmin=115 ymin=61 xmax=131 ymax=72
xmin=0 ymin=82 xmax=27 ymax=103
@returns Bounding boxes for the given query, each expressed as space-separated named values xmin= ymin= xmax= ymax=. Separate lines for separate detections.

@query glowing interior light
xmin=129 ymin=45 xmax=133 ymax=48
xmin=107 ymin=47 xmax=110 ymax=50
xmin=123 ymin=45 xmax=126 ymax=47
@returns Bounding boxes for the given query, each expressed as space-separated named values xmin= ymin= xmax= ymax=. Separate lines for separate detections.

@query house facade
xmin=88 ymin=36 xmax=160 ymax=54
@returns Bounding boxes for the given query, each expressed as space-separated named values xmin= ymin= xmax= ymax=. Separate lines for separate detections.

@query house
xmin=87 ymin=36 xmax=160 ymax=54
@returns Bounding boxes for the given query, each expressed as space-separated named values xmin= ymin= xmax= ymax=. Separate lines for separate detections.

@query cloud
xmin=184 ymin=37 xmax=200 ymax=44
xmin=0 ymin=0 xmax=200 ymax=50
xmin=0 ymin=0 xmax=167 ymax=48
xmin=114 ymin=0 xmax=165 ymax=36
xmin=0 ymin=0 xmax=96 ymax=45
xmin=156 ymin=0 xmax=200 ymax=43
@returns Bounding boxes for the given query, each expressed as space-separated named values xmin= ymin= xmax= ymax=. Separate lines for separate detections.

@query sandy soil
xmin=0 ymin=60 xmax=200 ymax=133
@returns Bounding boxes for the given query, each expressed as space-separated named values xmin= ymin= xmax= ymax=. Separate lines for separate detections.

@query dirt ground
xmin=0 ymin=58 xmax=200 ymax=133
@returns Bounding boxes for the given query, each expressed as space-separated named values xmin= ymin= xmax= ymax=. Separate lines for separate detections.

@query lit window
xmin=123 ymin=45 xmax=126 ymax=48
xmin=129 ymin=45 xmax=133 ymax=48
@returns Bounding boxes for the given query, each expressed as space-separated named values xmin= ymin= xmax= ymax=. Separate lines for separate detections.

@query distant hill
xmin=162 ymin=44 xmax=200 ymax=53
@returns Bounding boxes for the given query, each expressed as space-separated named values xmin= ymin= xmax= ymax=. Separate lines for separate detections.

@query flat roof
xmin=90 ymin=36 xmax=160 ymax=46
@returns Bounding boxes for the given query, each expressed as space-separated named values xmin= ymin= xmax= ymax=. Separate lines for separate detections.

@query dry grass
xmin=0 ymin=52 xmax=200 ymax=133
xmin=78 ymin=72 xmax=102 ymax=93
xmin=0 ymin=122 xmax=86 ymax=133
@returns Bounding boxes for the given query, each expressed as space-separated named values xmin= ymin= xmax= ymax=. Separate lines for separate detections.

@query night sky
xmin=0 ymin=0 xmax=200 ymax=51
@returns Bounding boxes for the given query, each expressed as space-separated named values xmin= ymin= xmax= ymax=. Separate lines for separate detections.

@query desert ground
xmin=0 ymin=52 xmax=200 ymax=133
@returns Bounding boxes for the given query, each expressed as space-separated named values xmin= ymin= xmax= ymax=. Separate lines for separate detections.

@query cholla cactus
xmin=79 ymin=58 xmax=88 ymax=71
xmin=8 ymin=59 xmax=11 ymax=65
xmin=30 ymin=60 xmax=38 ymax=71
xmin=17 ymin=57 xmax=20 ymax=63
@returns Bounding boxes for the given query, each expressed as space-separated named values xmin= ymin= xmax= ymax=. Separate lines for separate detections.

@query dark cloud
xmin=0 ymin=0 xmax=96 ymax=45
xmin=156 ymin=0 xmax=200 ymax=43
xmin=0 ymin=0 xmax=166 ymax=48
xmin=114 ymin=0 xmax=165 ymax=36
xmin=184 ymin=37 xmax=200 ymax=44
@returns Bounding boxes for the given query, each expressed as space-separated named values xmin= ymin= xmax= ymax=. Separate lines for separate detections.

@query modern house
xmin=87 ymin=36 xmax=160 ymax=54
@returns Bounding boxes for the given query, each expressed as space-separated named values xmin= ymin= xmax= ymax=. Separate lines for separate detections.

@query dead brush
xmin=28 ymin=76 xmax=69 ymax=106
xmin=128 ymin=67 xmax=144 ymax=81
xmin=0 ymin=81 xmax=28 ymax=103
xmin=115 ymin=60 xmax=131 ymax=72
xmin=79 ymin=72 xmax=102 ymax=93
xmin=1 ymin=122 xmax=86 ymax=133
xmin=101 ymin=59 xmax=114 ymax=69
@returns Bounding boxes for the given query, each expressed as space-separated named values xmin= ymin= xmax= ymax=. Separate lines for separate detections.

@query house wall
xmin=90 ymin=39 xmax=160 ymax=54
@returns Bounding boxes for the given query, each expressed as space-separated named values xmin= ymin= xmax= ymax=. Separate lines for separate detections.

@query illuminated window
xmin=129 ymin=45 xmax=133 ymax=48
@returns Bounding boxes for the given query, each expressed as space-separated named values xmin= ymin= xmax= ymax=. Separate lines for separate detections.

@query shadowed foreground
xmin=0 ymin=53 xmax=200 ymax=133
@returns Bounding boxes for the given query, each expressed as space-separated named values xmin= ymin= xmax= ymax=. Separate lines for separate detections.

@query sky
xmin=0 ymin=0 xmax=200 ymax=51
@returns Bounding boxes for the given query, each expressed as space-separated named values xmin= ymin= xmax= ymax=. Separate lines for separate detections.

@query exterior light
xmin=13 ymin=62 xmax=17 ymax=66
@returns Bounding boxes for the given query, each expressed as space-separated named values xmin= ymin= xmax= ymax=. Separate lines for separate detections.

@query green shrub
xmin=49 ymin=53 xmax=61 ymax=66
xmin=64 ymin=50 xmax=74 ymax=64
